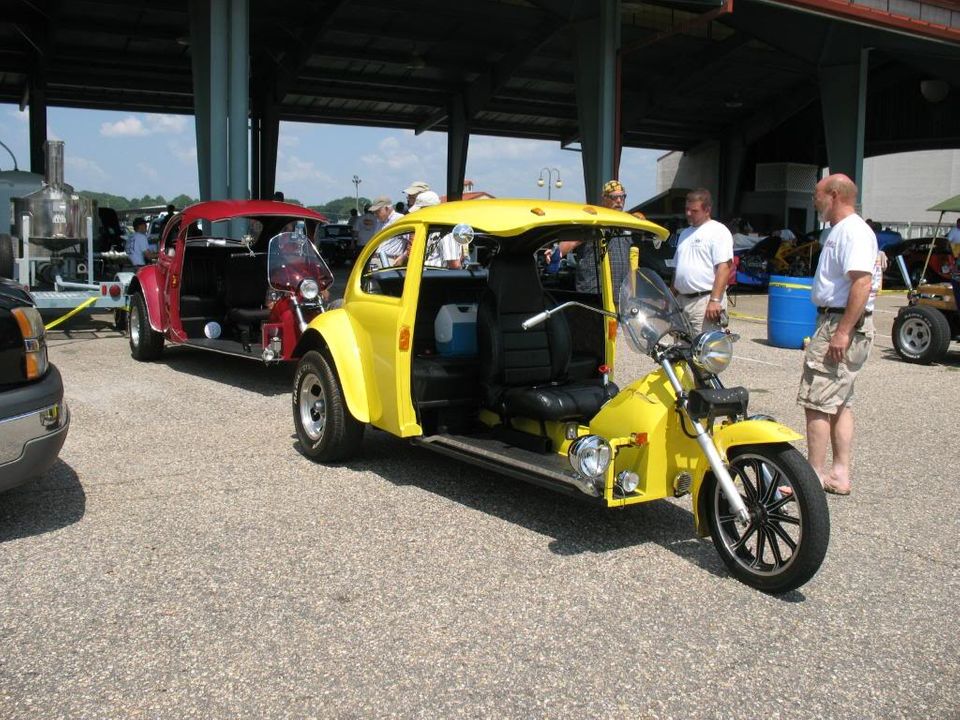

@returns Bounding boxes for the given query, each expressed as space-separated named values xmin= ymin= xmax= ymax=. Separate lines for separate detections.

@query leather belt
xmin=678 ymin=290 xmax=712 ymax=298
xmin=818 ymin=307 xmax=873 ymax=317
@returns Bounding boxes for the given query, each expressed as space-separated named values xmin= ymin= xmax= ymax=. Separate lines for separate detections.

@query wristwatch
xmin=709 ymin=297 xmax=722 ymax=303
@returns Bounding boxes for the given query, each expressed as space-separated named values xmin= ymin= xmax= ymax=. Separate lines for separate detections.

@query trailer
xmin=1 ymin=141 xmax=132 ymax=323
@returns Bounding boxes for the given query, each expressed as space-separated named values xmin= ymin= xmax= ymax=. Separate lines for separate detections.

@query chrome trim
xmin=0 ymin=402 xmax=68 ymax=465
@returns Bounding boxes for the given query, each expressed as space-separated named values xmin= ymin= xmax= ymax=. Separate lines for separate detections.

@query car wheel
xmin=892 ymin=305 xmax=951 ymax=364
xmin=293 ymin=350 xmax=364 ymax=462
xmin=705 ymin=443 xmax=829 ymax=594
xmin=128 ymin=292 xmax=164 ymax=360
xmin=0 ymin=233 xmax=14 ymax=279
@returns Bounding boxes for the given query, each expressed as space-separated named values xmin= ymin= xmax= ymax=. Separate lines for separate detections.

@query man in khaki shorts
xmin=797 ymin=174 xmax=878 ymax=495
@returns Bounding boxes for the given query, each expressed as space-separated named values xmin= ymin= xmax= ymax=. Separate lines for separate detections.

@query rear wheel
xmin=128 ymin=292 xmax=164 ymax=360
xmin=892 ymin=305 xmax=951 ymax=364
xmin=705 ymin=443 xmax=829 ymax=594
xmin=293 ymin=350 xmax=364 ymax=462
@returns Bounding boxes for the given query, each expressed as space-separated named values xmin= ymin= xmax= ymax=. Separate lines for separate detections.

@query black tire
xmin=293 ymin=350 xmax=364 ymax=462
xmin=0 ymin=233 xmax=13 ymax=279
xmin=892 ymin=305 xmax=951 ymax=364
xmin=128 ymin=292 xmax=164 ymax=360
xmin=705 ymin=443 xmax=829 ymax=594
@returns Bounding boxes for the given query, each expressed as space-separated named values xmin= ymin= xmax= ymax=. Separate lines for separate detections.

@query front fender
xmin=126 ymin=266 xmax=163 ymax=333
xmin=712 ymin=419 xmax=802 ymax=458
xmin=691 ymin=419 xmax=803 ymax=537
xmin=293 ymin=310 xmax=376 ymax=424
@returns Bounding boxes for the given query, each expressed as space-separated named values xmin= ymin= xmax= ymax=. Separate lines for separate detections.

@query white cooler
xmin=435 ymin=303 xmax=478 ymax=357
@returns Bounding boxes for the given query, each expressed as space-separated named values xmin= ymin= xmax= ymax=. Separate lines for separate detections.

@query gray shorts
xmin=796 ymin=313 xmax=875 ymax=414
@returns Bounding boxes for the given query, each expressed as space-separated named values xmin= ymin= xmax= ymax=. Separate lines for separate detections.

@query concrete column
xmin=28 ymin=65 xmax=47 ymax=175
xmin=574 ymin=0 xmax=620 ymax=203
xmin=209 ymin=0 xmax=229 ymax=201
xmin=229 ymin=0 xmax=249 ymax=201
xmin=189 ymin=0 xmax=212 ymax=201
xmin=819 ymin=47 xmax=870 ymax=198
xmin=446 ymin=96 xmax=469 ymax=202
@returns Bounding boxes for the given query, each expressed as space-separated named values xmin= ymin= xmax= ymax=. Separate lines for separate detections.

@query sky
xmin=0 ymin=103 xmax=663 ymax=208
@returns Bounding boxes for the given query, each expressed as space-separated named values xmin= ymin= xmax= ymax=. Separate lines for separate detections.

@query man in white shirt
xmin=672 ymin=188 xmax=733 ymax=332
xmin=125 ymin=217 xmax=156 ymax=267
xmin=369 ymin=196 xmax=408 ymax=266
xmin=797 ymin=173 xmax=878 ymax=496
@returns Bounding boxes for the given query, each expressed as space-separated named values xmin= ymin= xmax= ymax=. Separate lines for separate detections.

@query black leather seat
xmin=224 ymin=253 xmax=270 ymax=327
xmin=477 ymin=254 xmax=616 ymax=422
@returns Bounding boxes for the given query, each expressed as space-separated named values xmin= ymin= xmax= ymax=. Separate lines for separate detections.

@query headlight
xmin=692 ymin=330 xmax=734 ymax=374
xmin=568 ymin=435 xmax=612 ymax=479
xmin=299 ymin=278 xmax=320 ymax=300
xmin=11 ymin=307 xmax=48 ymax=379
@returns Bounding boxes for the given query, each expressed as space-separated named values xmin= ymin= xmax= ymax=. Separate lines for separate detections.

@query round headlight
xmin=692 ymin=330 xmax=734 ymax=374
xmin=299 ymin=278 xmax=320 ymax=300
xmin=568 ymin=435 xmax=612 ymax=479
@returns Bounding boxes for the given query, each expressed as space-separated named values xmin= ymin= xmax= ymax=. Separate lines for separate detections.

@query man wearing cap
xmin=125 ymin=217 xmax=157 ymax=268
xmin=368 ymin=196 xmax=409 ymax=266
xmin=672 ymin=188 xmax=733 ymax=332
xmin=404 ymin=181 xmax=430 ymax=211
xmin=559 ymin=180 xmax=633 ymax=303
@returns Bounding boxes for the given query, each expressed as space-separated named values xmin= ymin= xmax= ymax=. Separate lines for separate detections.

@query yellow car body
xmin=296 ymin=199 xmax=668 ymax=438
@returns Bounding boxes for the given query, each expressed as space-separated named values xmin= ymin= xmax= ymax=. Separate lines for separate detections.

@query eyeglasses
xmin=606 ymin=193 xmax=627 ymax=200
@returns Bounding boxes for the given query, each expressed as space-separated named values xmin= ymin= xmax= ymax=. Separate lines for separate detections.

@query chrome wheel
xmin=897 ymin=316 xmax=932 ymax=356
xmin=298 ymin=370 xmax=327 ymax=441
xmin=292 ymin=351 xmax=364 ymax=462
xmin=129 ymin=302 xmax=141 ymax=347
xmin=706 ymin=443 xmax=829 ymax=593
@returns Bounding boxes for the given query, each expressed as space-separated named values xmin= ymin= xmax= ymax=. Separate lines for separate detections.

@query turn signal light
xmin=530 ymin=208 xmax=545 ymax=216
xmin=607 ymin=319 xmax=617 ymax=340
xmin=398 ymin=325 xmax=411 ymax=352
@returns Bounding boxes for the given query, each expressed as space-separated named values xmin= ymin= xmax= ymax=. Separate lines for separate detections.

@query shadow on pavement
xmin=297 ymin=432 xmax=738 ymax=584
xmin=0 ymin=460 xmax=86 ymax=543
xmin=159 ymin=346 xmax=295 ymax=396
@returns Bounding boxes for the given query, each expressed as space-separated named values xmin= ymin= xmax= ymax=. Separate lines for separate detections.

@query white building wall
xmin=860 ymin=149 xmax=960 ymax=225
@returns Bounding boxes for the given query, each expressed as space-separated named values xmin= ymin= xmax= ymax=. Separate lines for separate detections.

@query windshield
xmin=618 ymin=267 xmax=693 ymax=355
xmin=267 ymin=229 xmax=334 ymax=293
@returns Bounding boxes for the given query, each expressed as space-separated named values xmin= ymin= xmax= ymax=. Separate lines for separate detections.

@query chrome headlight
xmin=692 ymin=330 xmax=734 ymax=374
xmin=568 ymin=435 xmax=612 ymax=479
xmin=299 ymin=278 xmax=320 ymax=300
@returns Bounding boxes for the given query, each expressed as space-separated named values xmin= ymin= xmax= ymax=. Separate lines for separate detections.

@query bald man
xmin=797 ymin=173 xmax=878 ymax=496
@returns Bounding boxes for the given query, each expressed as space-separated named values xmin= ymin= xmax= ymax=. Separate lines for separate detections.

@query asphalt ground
xmin=2 ymin=288 xmax=958 ymax=719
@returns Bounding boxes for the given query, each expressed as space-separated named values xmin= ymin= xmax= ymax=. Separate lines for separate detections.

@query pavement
xmin=2 ymin=288 xmax=958 ymax=719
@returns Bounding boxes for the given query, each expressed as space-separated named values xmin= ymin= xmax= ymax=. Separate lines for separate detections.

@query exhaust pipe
xmin=896 ymin=254 xmax=912 ymax=291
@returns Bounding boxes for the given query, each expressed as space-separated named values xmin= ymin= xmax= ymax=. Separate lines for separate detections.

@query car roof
xmin=394 ymin=198 xmax=668 ymax=239
xmin=179 ymin=200 xmax=328 ymax=225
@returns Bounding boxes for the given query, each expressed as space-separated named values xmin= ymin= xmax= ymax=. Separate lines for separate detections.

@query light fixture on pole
xmin=352 ymin=175 xmax=362 ymax=212
xmin=537 ymin=167 xmax=563 ymax=200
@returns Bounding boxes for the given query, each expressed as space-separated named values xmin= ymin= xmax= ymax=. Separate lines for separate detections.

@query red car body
xmin=126 ymin=200 xmax=333 ymax=363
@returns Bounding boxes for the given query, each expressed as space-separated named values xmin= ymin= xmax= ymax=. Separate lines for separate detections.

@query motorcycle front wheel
xmin=705 ymin=443 xmax=829 ymax=594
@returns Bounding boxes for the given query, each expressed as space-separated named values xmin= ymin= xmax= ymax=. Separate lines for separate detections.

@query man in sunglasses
xmin=559 ymin=180 xmax=633 ymax=305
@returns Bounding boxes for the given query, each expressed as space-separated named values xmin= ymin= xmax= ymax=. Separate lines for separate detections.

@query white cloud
xmin=100 ymin=113 xmax=187 ymax=138
xmin=136 ymin=162 xmax=159 ymax=180
xmin=66 ymin=156 xmax=107 ymax=179
xmin=169 ymin=141 xmax=197 ymax=165
xmin=277 ymin=155 xmax=334 ymax=185
xmin=101 ymin=116 xmax=148 ymax=137
xmin=147 ymin=114 xmax=188 ymax=134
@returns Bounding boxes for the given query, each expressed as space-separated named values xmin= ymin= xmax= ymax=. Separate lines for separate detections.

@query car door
xmin=347 ymin=223 xmax=423 ymax=436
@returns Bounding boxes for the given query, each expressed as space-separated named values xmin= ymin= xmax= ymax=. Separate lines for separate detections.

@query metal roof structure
xmin=2 ymin=1 xmax=959 ymax=179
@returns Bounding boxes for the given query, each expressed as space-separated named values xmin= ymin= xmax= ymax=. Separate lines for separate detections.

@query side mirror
xmin=452 ymin=223 xmax=474 ymax=247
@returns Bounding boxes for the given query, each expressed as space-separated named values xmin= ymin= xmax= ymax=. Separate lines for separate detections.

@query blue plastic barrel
xmin=767 ymin=275 xmax=817 ymax=349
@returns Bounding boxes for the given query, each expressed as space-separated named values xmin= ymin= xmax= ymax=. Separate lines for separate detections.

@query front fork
xmin=659 ymin=359 xmax=750 ymax=527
